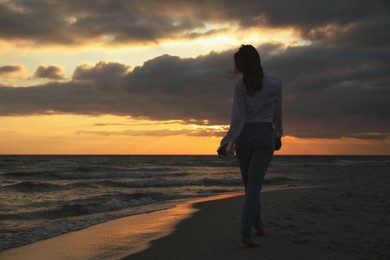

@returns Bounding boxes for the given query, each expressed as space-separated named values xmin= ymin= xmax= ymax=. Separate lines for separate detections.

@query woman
xmin=218 ymin=44 xmax=283 ymax=247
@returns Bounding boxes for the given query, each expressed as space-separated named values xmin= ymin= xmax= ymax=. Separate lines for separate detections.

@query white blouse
xmin=221 ymin=73 xmax=283 ymax=145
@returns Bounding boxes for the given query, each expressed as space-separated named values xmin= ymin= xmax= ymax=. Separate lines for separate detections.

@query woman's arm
xmin=273 ymin=80 xmax=283 ymax=150
xmin=273 ymin=80 xmax=283 ymax=138
xmin=218 ymin=81 xmax=247 ymax=149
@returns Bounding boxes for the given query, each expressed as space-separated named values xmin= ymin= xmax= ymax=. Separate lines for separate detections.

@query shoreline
xmin=0 ymin=185 xmax=294 ymax=255
xmin=0 ymin=192 xmax=244 ymax=260
xmin=1 ymin=183 xmax=389 ymax=259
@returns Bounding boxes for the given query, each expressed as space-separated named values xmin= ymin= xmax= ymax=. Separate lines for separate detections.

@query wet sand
xmin=0 ymin=193 xmax=240 ymax=260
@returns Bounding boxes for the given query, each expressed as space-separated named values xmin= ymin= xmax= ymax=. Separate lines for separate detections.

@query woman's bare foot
xmin=255 ymin=228 xmax=265 ymax=236
xmin=241 ymin=236 xmax=259 ymax=247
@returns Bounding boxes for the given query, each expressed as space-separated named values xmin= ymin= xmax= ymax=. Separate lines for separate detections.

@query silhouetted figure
xmin=218 ymin=44 xmax=283 ymax=247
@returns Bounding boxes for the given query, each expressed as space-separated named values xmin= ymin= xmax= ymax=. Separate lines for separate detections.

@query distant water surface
xmin=0 ymin=155 xmax=389 ymax=251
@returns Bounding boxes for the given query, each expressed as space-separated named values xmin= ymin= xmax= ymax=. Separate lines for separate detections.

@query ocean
xmin=0 ymin=155 xmax=389 ymax=251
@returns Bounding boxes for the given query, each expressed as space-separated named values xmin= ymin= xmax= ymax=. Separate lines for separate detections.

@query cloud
xmin=76 ymin=128 xmax=223 ymax=137
xmin=1 ymin=0 xmax=389 ymax=144
xmin=0 ymin=50 xmax=233 ymax=119
xmin=349 ymin=133 xmax=390 ymax=141
xmin=0 ymin=41 xmax=389 ymax=139
xmin=0 ymin=65 xmax=23 ymax=74
xmin=0 ymin=0 xmax=388 ymax=47
xmin=33 ymin=65 xmax=65 ymax=79
xmin=0 ymin=64 xmax=28 ymax=85
xmin=93 ymin=120 xmax=187 ymax=127
xmin=76 ymin=129 xmax=187 ymax=137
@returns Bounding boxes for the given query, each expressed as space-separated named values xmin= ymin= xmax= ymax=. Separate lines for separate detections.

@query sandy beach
xmin=124 ymin=184 xmax=389 ymax=260
xmin=1 ymin=175 xmax=389 ymax=260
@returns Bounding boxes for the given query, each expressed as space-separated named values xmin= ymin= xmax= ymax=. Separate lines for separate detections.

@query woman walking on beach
xmin=218 ymin=44 xmax=283 ymax=247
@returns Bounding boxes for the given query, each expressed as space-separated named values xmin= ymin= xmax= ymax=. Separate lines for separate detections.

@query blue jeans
xmin=235 ymin=123 xmax=275 ymax=237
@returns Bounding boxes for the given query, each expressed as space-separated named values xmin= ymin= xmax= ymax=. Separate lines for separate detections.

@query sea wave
xmin=0 ymin=192 xmax=177 ymax=221
xmin=2 ymin=175 xmax=299 ymax=193
xmin=1 ymin=169 xmax=191 ymax=180
xmin=0 ymin=198 xmax=178 ymax=251
xmin=3 ymin=181 xmax=62 ymax=192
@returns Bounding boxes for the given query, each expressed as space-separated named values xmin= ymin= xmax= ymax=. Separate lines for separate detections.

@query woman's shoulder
xmin=263 ymin=73 xmax=282 ymax=90
xmin=264 ymin=73 xmax=281 ymax=85
xmin=235 ymin=78 xmax=245 ymax=90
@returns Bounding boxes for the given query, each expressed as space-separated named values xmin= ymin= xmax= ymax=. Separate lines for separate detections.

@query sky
xmin=0 ymin=0 xmax=389 ymax=155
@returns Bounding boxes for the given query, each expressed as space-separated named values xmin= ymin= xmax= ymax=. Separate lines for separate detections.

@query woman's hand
xmin=226 ymin=141 xmax=234 ymax=152
xmin=217 ymin=141 xmax=234 ymax=158
xmin=275 ymin=137 xmax=282 ymax=151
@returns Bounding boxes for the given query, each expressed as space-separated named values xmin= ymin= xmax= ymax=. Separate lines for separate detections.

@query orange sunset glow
xmin=0 ymin=0 xmax=389 ymax=155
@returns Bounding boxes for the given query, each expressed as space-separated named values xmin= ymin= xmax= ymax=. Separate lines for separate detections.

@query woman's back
xmin=242 ymin=73 xmax=281 ymax=124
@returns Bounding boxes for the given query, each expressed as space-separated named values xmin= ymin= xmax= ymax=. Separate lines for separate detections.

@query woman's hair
xmin=234 ymin=44 xmax=264 ymax=96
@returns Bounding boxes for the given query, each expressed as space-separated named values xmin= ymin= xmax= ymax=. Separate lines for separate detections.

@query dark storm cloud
xmin=33 ymin=65 xmax=65 ymax=79
xmin=0 ymin=42 xmax=389 ymax=139
xmin=0 ymin=49 xmax=232 ymax=119
xmin=0 ymin=65 xmax=24 ymax=74
xmin=0 ymin=0 xmax=388 ymax=45
xmin=264 ymin=44 xmax=390 ymax=139
xmin=0 ymin=0 xmax=389 ymax=139
xmin=0 ymin=0 xmax=212 ymax=45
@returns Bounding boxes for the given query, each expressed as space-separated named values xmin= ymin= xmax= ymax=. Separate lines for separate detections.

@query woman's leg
xmin=235 ymin=139 xmax=251 ymax=191
xmin=254 ymin=201 xmax=263 ymax=232
xmin=240 ymin=145 xmax=274 ymax=237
